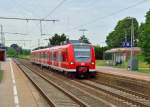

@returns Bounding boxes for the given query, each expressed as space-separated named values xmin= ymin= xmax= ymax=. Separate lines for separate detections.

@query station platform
xmin=0 ymin=59 xmax=49 ymax=107
xmin=96 ymin=66 xmax=150 ymax=81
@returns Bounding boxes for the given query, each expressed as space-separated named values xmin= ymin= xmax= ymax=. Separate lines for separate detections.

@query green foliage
xmin=106 ymin=17 xmax=139 ymax=48
xmin=138 ymin=69 xmax=150 ymax=74
xmin=7 ymin=44 xmax=30 ymax=58
xmin=139 ymin=10 xmax=150 ymax=64
xmin=17 ymin=49 xmax=31 ymax=59
xmin=18 ymin=54 xmax=30 ymax=59
xmin=94 ymin=45 xmax=108 ymax=60
xmin=10 ymin=44 xmax=22 ymax=53
xmin=7 ymin=47 xmax=17 ymax=57
xmin=20 ymin=49 xmax=31 ymax=55
xmin=96 ymin=60 xmax=107 ymax=66
xmin=79 ymin=35 xmax=90 ymax=44
xmin=145 ymin=10 xmax=150 ymax=24
xmin=49 ymin=33 xmax=67 ymax=46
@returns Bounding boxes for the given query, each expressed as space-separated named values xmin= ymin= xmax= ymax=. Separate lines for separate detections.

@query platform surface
xmin=0 ymin=59 xmax=49 ymax=107
xmin=96 ymin=66 xmax=150 ymax=81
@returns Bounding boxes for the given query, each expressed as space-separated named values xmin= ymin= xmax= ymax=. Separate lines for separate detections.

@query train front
xmin=70 ymin=44 xmax=96 ymax=78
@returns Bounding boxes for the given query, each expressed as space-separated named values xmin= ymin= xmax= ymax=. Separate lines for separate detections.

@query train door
xmin=58 ymin=50 xmax=62 ymax=68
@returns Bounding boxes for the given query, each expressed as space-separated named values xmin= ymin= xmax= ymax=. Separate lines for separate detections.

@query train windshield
xmin=74 ymin=45 xmax=91 ymax=62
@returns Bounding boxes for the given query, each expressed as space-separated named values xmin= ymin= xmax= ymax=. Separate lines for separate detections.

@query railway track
xmin=14 ymin=59 xmax=113 ymax=107
xmin=15 ymin=60 xmax=86 ymax=107
xmin=15 ymin=59 xmax=150 ymax=107
xmin=95 ymin=72 xmax=150 ymax=99
xmin=91 ymin=77 xmax=150 ymax=100
xmin=77 ymin=80 xmax=150 ymax=107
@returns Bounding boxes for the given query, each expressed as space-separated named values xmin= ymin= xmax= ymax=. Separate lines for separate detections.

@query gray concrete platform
xmin=0 ymin=59 xmax=49 ymax=107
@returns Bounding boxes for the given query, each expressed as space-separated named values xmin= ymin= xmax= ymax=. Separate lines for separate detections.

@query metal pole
xmin=130 ymin=18 xmax=134 ymax=70
xmin=40 ymin=21 xmax=43 ymax=36
xmin=131 ymin=19 xmax=133 ymax=62
xmin=0 ymin=25 xmax=5 ymax=46
xmin=125 ymin=31 xmax=127 ymax=43
xmin=38 ymin=39 xmax=40 ymax=47
xmin=132 ymin=19 xmax=134 ymax=47
xmin=0 ymin=25 xmax=2 ymax=44
xmin=79 ymin=29 xmax=88 ymax=36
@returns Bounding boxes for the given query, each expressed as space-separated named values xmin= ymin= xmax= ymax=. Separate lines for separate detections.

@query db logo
xmin=81 ymin=63 xmax=85 ymax=66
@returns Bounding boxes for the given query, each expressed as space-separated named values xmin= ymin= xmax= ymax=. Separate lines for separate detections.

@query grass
xmin=96 ymin=60 xmax=107 ymax=66
xmin=17 ymin=54 xmax=31 ymax=59
xmin=138 ymin=69 xmax=150 ymax=74
xmin=96 ymin=57 xmax=150 ymax=74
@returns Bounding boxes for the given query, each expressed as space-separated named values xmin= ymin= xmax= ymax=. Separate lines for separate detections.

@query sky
xmin=0 ymin=0 xmax=150 ymax=49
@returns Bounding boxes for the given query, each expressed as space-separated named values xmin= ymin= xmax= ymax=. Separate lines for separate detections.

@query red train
xmin=31 ymin=42 xmax=96 ymax=78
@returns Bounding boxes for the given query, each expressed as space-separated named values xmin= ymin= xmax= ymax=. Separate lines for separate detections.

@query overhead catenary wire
xmin=0 ymin=16 xmax=58 ymax=37
xmin=6 ymin=39 xmax=32 ymax=41
xmin=43 ymin=0 xmax=67 ymax=19
xmin=4 ymin=32 xmax=28 ymax=35
xmin=39 ymin=0 xmax=67 ymax=36
xmin=0 ymin=16 xmax=58 ymax=22
xmin=70 ymin=0 xmax=149 ymax=30
xmin=9 ymin=0 xmax=37 ymax=17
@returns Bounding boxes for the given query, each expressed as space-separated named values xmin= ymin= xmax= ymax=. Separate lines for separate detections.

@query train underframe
xmin=65 ymin=67 xmax=96 ymax=78
xmin=32 ymin=62 xmax=96 ymax=78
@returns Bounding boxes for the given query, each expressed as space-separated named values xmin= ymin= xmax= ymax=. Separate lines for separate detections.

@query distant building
xmin=0 ymin=43 xmax=6 ymax=61
xmin=104 ymin=47 xmax=141 ymax=66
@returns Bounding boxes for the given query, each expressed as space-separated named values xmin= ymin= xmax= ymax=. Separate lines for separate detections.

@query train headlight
xmin=91 ymin=62 xmax=95 ymax=65
xmin=70 ymin=62 xmax=74 ymax=65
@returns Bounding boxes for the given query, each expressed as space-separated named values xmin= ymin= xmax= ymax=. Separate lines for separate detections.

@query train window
xmin=50 ymin=51 xmax=53 ymax=61
xmin=54 ymin=51 xmax=57 ymax=61
xmin=39 ymin=53 xmax=41 ymax=58
xmin=40 ymin=53 xmax=42 ymax=58
xmin=45 ymin=52 xmax=47 ymax=59
xmin=74 ymin=45 xmax=91 ymax=62
xmin=62 ymin=52 xmax=66 ymax=61
xmin=58 ymin=51 xmax=62 ymax=61
xmin=45 ymin=53 xmax=47 ymax=59
xmin=43 ymin=52 xmax=45 ymax=59
xmin=46 ymin=53 xmax=48 ymax=59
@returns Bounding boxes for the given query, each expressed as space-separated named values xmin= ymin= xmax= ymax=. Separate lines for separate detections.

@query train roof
xmin=50 ymin=43 xmax=92 ymax=50
xmin=31 ymin=48 xmax=50 ymax=53
xmin=32 ymin=43 xmax=93 ymax=53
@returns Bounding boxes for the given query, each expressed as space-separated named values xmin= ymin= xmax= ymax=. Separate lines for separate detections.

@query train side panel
xmin=31 ymin=44 xmax=96 ymax=78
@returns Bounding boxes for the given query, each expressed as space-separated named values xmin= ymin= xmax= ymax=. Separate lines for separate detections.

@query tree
xmin=49 ymin=33 xmax=67 ymax=46
xmin=10 ymin=44 xmax=22 ymax=54
xmin=20 ymin=49 xmax=31 ymax=55
xmin=7 ymin=47 xmax=17 ymax=57
xmin=79 ymin=35 xmax=90 ymax=44
xmin=139 ymin=10 xmax=150 ymax=65
xmin=94 ymin=45 xmax=108 ymax=60
xmin=106 ymin=17 xmax=139 ymax=48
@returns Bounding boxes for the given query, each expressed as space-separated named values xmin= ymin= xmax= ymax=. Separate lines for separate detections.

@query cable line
xmin=70 ymin=0 xmax=148 ymax=30
xmin=0 ymin=16 xmax=58 ymax=22
xmin=43 ymin=0 xmax=67 ymax=19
